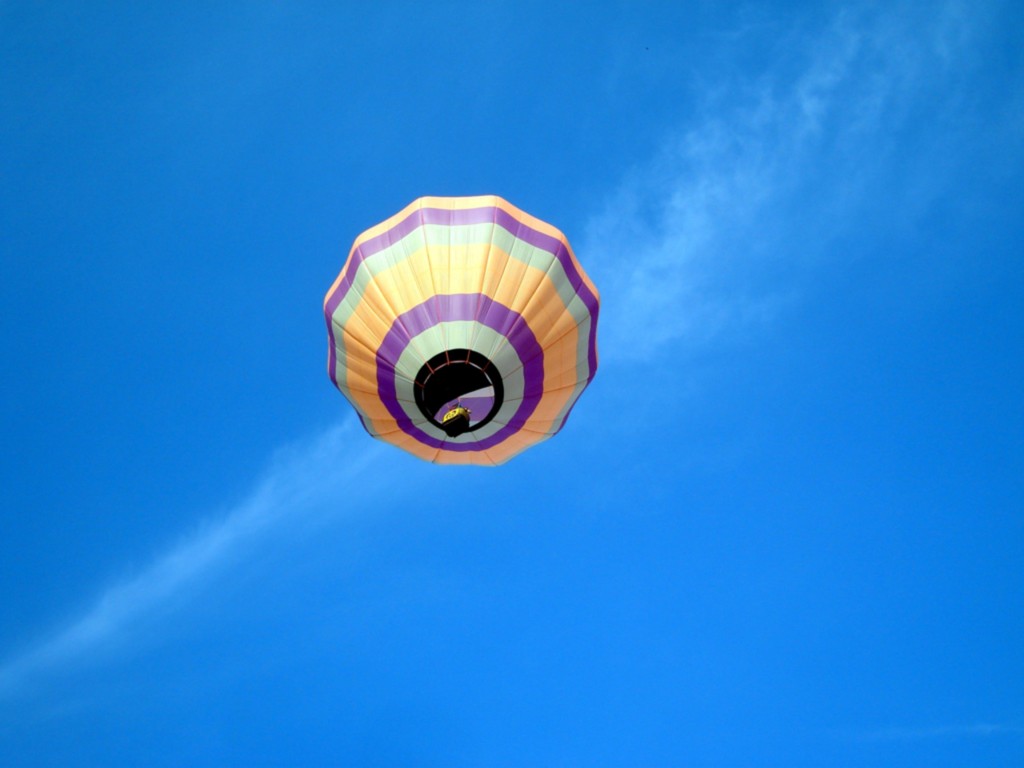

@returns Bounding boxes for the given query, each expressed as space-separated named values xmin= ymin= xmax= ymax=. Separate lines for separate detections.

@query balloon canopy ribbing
xmin=324 ymin=195 xmax=599 ymax=465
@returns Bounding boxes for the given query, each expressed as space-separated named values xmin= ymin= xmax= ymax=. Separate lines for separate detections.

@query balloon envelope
xmin=324 ymin=195 xmax=599 ymax=465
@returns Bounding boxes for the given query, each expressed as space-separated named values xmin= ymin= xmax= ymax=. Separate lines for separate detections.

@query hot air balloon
xmin=324 ymin=195 xmax=599 ymax=465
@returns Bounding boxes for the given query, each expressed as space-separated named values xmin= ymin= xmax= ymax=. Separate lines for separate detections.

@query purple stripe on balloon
xmin=324 ymin=205 xmax=598 ymax=389
xmin=376 ymin=293 xmax=543 ymax=452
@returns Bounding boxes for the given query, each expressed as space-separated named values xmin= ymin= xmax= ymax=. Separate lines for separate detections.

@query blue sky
xmin=1 ymin=1 xmax=1022 ymax=765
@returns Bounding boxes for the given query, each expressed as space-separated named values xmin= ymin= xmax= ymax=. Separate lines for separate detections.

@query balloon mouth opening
xmin=414 ymin=349 xmax=503 ymax=437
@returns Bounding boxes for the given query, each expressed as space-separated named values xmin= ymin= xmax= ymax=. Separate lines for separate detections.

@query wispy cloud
xmin=0 ymin=418 xmax=384 ymax=698
xmin=585 ymin=0 xmax=991 ymax=363
xmin=1 ymin=0 xmax=1011 ymax=707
